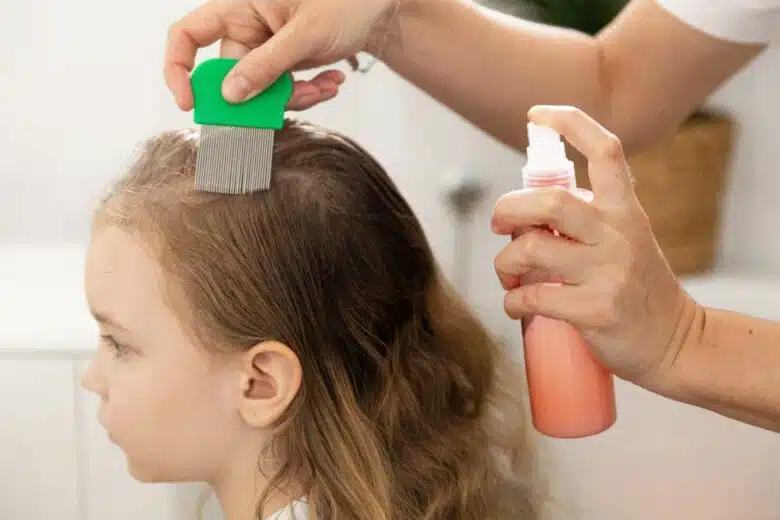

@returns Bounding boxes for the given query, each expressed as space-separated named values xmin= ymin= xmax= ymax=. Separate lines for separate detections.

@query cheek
xmin=102 ymin=363 xmax=239 ymax=481
xmin=101 ymin=371 xmax=175 ymax=442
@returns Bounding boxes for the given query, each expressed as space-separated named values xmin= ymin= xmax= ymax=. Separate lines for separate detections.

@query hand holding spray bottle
xmin=521 ymin=122 xmax=616 ymax=438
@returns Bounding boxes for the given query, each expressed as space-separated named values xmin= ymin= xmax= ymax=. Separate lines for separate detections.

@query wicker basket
xmin=567 ymin=112 xmax=735 ymax=276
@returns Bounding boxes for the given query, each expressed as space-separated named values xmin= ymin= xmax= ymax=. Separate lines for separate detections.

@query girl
xmin=81 ymin=119 xmax=539 ymax=520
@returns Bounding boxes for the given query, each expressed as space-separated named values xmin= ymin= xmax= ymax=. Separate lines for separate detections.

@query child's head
xmin=82 ymin=119 xmax=538 ymax=520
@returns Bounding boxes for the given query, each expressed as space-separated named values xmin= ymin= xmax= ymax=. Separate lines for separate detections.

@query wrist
xmin=364 ymin=0 xmax=445 ymax=61
xmin=638 ymin=288 xmax=706 ymax=398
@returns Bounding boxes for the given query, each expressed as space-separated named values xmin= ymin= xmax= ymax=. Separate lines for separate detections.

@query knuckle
xmin=556 ymin=105 xmax=581 ymax=130
xmin=592 ymin=293 xmax=620 ymax=326
xmin=504 ymin=293 xmax=519 ymax=318
xmin=492 ymin=193 xmax=510 ymax=218
xmin=543 ymin=188 xmax=570 ymax=222
xmin=519 ymin=230 xmax=545 ymax=263
xmin=504 ymin=286 xmax=541 ymax=318
xmin=495 ymin=190 xmax=520 ymax=212
xmin=167 ymin=22 xmax=184 ymax=40
xmin=560 ymin=105 xmax=582 ymax=118
xmin=599 ymin=133 xmax=625 ymax=161
xmin=493 ymin=251 xmax=505 ymax=275
xmin=589 ymin=266 xmax=628 ymax=325
xmin=520 ymin=285 xmax=542 ymax=314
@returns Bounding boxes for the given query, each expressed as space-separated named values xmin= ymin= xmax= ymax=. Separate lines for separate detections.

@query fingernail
xmin=223 ymin=73 xmax=251 ymax=102
xmin=321 ymin=89 xmax=337 ymax=100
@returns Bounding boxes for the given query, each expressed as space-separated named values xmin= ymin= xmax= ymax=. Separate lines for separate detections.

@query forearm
xmin=381 ymin=0 xmax=764 ymax=155
xmin=650 ymin=301 xmax=780 ymax=432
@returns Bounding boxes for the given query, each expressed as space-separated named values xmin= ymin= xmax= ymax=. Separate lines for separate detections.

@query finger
xmin=286 ymin=70 xmax=344 ymax=110
xmin=527 ymin=105 xmax=634 ymax=203
xmin=222 ymin=18 xmax=313 ymax=103
xmin=287 ymin=88 xmax=339 ymax=111
xmin=164 ymin=3 xmax=230 ymax=110
xmin=495 ymin=228 xmax=593 ymax=288
xmin=292 ymin=70 xmax=344 ymax=98
xmin=497 ymin=267 xmax=560 ymax=292
xmin=311 ymin=69 xmax=345 ymax=87
xmin=504 ymin=283 xmax=587 ymax=322
xmin=289 ymin=81 xmax=321 ymax=105
xmin=497 ymin=226 xmax=534 ymax=290
xmin=220 ymin=38 xmax=251 ymax=59
xmin=491 ymin=186 xmax=607 ymax=245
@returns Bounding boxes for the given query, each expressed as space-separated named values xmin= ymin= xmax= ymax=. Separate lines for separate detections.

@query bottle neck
xmin=522 ymin=161 xmax=576 ymax=191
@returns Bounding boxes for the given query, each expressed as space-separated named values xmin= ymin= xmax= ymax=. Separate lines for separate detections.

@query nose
xmin=81 ymin=354 xmax=107 ymax=398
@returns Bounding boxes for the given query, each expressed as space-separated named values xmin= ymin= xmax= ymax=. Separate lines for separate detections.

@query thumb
xmin=527 ymin=105 xmax=634 ymax=205
xmin=222 ymin=18 xmax=312 ymax=103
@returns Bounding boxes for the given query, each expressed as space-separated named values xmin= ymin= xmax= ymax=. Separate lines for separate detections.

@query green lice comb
xmin=191 ymin=58 xmax=293 ymax=194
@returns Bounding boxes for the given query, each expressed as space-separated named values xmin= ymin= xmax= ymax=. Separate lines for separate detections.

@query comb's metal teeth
xmin=195 ymin=125 xmax=243 ymax=194
xmin=242 ymin=129 xmax=274 ymax=193
xmin=194 ymin=125 xmax=274 ymax=195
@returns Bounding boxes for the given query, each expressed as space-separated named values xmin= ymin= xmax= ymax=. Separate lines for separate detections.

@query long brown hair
xmin=96 ymin=119 xmax=540 ymax=520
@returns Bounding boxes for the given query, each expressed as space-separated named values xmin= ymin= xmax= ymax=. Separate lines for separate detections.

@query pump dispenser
xmin=520 ymin=122 xmax=617 ymax=438
xmin=523 ymin=123 xmax=576 ymax=189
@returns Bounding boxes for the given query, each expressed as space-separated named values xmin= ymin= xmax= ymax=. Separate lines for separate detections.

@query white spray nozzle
xmin=523 ymin=122 xmax=576 ymax=188
xmin=527 ymin=122 xmax=566 ymax=161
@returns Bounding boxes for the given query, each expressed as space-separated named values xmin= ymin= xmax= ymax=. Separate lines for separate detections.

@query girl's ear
xmin=236 ymin=341 xmax=302 ymax=428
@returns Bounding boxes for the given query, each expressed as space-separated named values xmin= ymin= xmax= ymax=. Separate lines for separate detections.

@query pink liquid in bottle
xmin=523 ymin=312 xmax=616 ymax=438
xmin=520 ymin=123 xmax=616 ymax=438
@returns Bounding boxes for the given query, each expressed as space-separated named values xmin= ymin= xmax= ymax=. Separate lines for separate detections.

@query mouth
xmin=103 ymin=426 xmax=118 ymax=445
xmin=96 ymin=411 xmax=116 ymax=443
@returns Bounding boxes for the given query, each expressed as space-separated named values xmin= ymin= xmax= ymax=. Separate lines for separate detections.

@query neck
xmin=210 ymin=457 xmax=303 ymax=520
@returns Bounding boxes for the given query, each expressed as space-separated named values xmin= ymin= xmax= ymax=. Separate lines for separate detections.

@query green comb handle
xmin=191 ymin=58 xmax=293 ymax=129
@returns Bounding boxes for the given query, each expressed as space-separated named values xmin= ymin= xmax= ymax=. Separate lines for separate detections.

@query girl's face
xmin=81 ymin=224 xmax=243 ymax=483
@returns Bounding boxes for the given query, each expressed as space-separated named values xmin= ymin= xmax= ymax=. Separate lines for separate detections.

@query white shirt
xmin=266 ymin=499 xmax=308 ymax=520
xmin=656 ymin=0 xmax=780 ymax=44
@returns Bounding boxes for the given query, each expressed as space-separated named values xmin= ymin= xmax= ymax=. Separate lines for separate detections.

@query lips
xmin=95 ymin=410 xmax=115 ymax=442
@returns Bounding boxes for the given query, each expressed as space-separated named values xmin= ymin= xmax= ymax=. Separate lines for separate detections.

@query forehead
xmin=84 ymin=225 xmax=171 ymax=330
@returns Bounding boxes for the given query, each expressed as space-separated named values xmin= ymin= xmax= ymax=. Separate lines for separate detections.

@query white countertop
xmin=679 ymin=270 xmax=780 ymax=321
xmin=2 ymin=244 xmax=780 ymax=358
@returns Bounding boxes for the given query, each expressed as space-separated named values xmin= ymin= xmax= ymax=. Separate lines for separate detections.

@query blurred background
xmin=2 ymin=0 xmax=780 ymax=519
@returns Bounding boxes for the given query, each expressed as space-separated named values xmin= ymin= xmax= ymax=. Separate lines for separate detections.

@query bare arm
xmin=383 ymin=0 xmax=765 ymax=153
xmin=646 ymin=302 xmax=780 ymax=432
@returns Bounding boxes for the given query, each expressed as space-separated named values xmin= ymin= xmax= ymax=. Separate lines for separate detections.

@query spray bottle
xmin=520 ymin=122 xmax=617 ymax=438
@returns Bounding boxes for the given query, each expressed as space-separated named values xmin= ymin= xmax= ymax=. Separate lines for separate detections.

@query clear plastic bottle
xmin=520 ymin=122 xmax=617 ymax=438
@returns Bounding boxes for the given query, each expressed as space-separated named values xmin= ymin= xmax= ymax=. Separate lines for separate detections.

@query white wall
xmin=704 ymin=45 xmax=780 ymax=275
xmin=3 ymin=0 xmax=780 ymax=519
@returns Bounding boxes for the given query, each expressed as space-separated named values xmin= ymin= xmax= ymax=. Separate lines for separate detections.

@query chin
xmin=125 ymin=457 xmax=169 ymax=483
xmin=124 ymin=454 xmax=187 ymax=483
xmin=125 ymin=455 xmax=205 ymax=485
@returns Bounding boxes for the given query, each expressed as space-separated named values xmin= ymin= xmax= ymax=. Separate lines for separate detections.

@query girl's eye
xmin=101 ymin=334 xmax=132 ymax=358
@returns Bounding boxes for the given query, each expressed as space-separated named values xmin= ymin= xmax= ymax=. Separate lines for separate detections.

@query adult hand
xmin=164 ymin=0 xmax=397 ymax=111
xmin=491 ymin=105 xmax=698 ymax=384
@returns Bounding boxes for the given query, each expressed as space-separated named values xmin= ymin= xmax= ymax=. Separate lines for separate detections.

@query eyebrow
xmin=89 ymin=309 xmax=128 ymax=331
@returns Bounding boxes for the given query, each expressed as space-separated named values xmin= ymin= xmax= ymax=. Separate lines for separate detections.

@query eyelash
xmin=101 ymin=334 xmax=132 ymax=358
